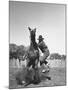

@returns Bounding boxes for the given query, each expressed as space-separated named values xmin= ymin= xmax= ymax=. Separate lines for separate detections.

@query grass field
xmin=9 ymin=59 xmax=66 ymax=89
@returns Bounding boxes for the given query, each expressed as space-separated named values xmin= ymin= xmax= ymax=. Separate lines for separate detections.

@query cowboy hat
xmin=37 ymin=35 xmax=44 ymax=40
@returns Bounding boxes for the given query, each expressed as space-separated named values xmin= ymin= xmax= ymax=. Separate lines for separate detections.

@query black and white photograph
xmin=9 ymin=1 xmax=66 ymax=89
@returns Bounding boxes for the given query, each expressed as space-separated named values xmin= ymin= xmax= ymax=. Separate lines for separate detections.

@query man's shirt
xmin=38 ymin=41 xmax=48 ymax=53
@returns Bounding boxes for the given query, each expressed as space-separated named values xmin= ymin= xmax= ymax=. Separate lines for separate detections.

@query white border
xmin=0 ymin=0 xmax=68 ymax=90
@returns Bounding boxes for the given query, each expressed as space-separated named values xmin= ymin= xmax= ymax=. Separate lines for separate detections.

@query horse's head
xmin=28 ymin=27 xmax=36 ymax=42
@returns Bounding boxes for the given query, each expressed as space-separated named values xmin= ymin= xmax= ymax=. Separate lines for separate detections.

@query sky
xmin=9 ymin=1 xmax=66 ymax=54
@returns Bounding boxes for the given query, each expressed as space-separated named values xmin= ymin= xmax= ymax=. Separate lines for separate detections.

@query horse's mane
xmin=30 ymin=32 xmax=38 ymax=50
xmin=30 ymin=42 xmax=38 ymax=50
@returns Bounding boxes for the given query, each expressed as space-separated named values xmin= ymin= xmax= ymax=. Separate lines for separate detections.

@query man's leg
xmin=44 ymin=60 xmax=48 ymax=65
xmin=41 ymin=50 xmax=50 ymax=73
xmin=43 ymin=49 xmax=50 ymax=65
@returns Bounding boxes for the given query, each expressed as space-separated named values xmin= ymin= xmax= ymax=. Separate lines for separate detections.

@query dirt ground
xmin=9 ymin=59 xmax=66 ymax=89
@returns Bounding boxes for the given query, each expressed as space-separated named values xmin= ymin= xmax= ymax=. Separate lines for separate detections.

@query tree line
xmin=9 ymin=43 xmax=66 ymax=60
xmin=9 ymin=44 xmax=25 ymax=60
xmin=49 ymin=53 xmax=66 ymax=60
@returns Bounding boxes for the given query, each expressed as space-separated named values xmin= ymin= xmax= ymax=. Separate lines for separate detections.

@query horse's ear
xmin=34 ymin=28 xmax=36 ymax=32
xmin=28 ymin=27 xmax=31 ymax=31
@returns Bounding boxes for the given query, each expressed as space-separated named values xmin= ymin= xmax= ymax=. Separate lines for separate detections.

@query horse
xmin=22 ymin=27 xmax=40 ymax=85
xmin=23 ymin=27 xmax=51 ymax=82
xmin=16 ymin=27 xmax=51 ymax=86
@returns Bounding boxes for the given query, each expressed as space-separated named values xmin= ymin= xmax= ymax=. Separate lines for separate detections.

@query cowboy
xmin=37 ymin=35 xmax=50 ymax=67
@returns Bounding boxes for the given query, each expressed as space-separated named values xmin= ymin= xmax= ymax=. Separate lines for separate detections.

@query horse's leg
xmin=33 ymin=59 xmax=40 ymax=84
xmin=26 ymin=60 xmax=31 ymax=71
xmin=23 ymin=60 xmax=34 ymax=86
